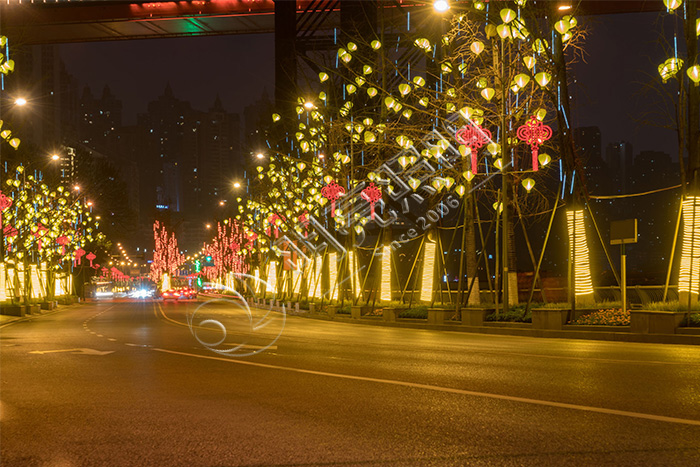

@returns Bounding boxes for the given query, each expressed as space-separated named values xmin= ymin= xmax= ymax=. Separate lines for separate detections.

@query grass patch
xmin=486 ymin=305 xmax=532 ymax=323
xmin=571 ymin=309 xmax=630 ymax=326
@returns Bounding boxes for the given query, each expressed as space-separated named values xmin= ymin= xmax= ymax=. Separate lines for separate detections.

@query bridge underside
xmin=0 ymin=1 xmax=666 ymax=46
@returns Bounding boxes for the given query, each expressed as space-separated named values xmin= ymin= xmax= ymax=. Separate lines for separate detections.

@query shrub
xmin=337 ymin=305 xmax=351 ymax=314
xmin=571 ymin=308 xmax=630 ymax=326
xmin=398 ymin=306 xmax=428 ymax=319
xmin=645 ymin=301 xmax=700 ymax=312
xmin=486 ymin=305 xmax=532 ymax=322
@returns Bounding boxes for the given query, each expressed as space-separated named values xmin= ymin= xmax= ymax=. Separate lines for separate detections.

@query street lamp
xmin=51 ymin=154 xmax=60 ymax=161
xmin=233 ymin=181 xmax=241 ymax=189
xmin=433 ymin=0 xmax=450 ymax=12
xmin=255 ymin=152 xmax=264 ymax=160
xmin=14 ymin=97 xmax=27 ymax=106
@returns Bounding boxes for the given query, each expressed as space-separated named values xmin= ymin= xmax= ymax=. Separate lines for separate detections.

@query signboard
xmin=610 ymin=219 xmax=638 ymax=245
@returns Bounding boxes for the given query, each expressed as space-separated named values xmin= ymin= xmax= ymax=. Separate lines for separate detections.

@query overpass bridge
xmin=0 ymin=1 xmax=665 ymax=46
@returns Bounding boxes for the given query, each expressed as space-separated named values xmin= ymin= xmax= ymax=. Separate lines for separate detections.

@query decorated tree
xmin=149 ymin=221 xmax=185 ymax=285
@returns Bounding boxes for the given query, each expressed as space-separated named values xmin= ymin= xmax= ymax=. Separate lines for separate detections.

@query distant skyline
xmin=59 ymin=11 xmax=681 ymax=165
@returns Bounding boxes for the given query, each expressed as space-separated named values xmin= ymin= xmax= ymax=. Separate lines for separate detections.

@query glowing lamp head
xmin=14 ymin=97 xmax=27 ymax=106
xmin=687 ymin=65 xmax=700 ymax=85
xmin=303 ymin=101 xmax=314 ymax=110
xmin=51 ymin=154 xmax=60 ymax=161
xmin=255 ymin=152 xmax=264 ymax=159
xmin=433 ymin=0 xmax=450 ymax=12
xmin=233 ymin=182 xmax=241 ymax=189
xmin=73 ymin=185 xmax=80 ymax=191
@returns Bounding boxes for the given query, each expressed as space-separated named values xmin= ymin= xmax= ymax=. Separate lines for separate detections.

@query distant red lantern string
xmin=455 ymin=123 xmax=492 ymax=175
xmin=321 ymin=180 xmax=345 ymax=217
xmin=361 ymin=183 xmax=382 ymax=220
xmin=517 ymin=115 xmax=552 ymax=171
xmin=0 ymin=192 xmax=12 ymax=226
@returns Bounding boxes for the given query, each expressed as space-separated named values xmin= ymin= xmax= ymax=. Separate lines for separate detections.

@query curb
xmin=0 ymin=302 xmax=81 ymax=329
xmin=295 ymin=311 xmax=700 ymax=346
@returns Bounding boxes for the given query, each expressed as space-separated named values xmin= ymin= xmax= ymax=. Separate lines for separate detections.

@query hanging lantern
xmin=319 ymin=72 xmax=329 ymax=82
xmin=663 ymin=0 xmax=682 ymax=11
xmin=554 ymin=19 xmax=570 ymax=35
xmin=687 ymin=65 xmax=700 ymax=85
xmin=371 ymin=40 xmax=382 ymax=50
xmin=658 ymin=57 xmax=684 ymax=82
xmin=361 ymin=183 xmax=382 ymax=220
xmin=500 ymin=8 xmax=516 ymax=23
xmin=538 ymin=153 xmax=552 ymax=167
xmin=413 ymin=76 xmax=426 ymax=87
xmin=367 ymin=87 xmax=378 ymax=98
xmin=493 ymin=158 xmax=504 ymax=170
xmin=481 ymin=87 xmax=495 ymax=101
xmin=523 ymin=56 xmax=536 ymax=69
xmin=455 ymin=123 xmax=493 ymax=175
xmin=534 ymin=72 xmax=552 ymax=87
xmin=496 ymin=24 xmax=511 ymax=39
xmin=399 ymin=83 xmax=411 ymax=96
xmin=521 ymin=178 xmax=535 ymax=192
xmin=470 ymin=41 xmax=484 ymax=55
xmin=517 ymin=115 xmax=553 ymax=171
xmin=514 ymin=73 xmax=531 ymax=88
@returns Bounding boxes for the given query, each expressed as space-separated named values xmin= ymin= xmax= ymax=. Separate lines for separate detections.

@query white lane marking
xmin=107 ymin=338 xmax=117 ymax=342
xmin=152 ymin=347 xmax=700 ymax=427
xmin=124 ymin=343 xmax=138 ymax=347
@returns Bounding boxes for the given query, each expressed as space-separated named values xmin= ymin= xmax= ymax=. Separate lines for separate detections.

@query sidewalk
xmin=0 ymin=303 xmax=75 ymax=329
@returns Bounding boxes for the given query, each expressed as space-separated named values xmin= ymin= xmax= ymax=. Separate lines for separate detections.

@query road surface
xmin=1 ymin=298 xmax=699 ymax=466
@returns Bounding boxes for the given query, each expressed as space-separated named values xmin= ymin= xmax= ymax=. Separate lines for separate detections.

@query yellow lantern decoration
xmin=663 ymin=0 xmax=682 ymax=11
xmin=532 ymin=38 xmax=548 ymax=54
xmin=399 ymin=83 xmax=411 ymax=96
xmin=363 ymin=65 xmax=373 ymax=75
xmin=355 ymin=76 xmax=365 ymax=87
xmin=481 ymin=87 xmax=495 ymax=101
xmin=455 ymin=185 xmax=466 ymax=197
xmin=514 ymin=73 xmax=530 ymax=88
xmin=487 ymin=142 xmax=500 ymax=155
xmin=402 ymin=109 xmax=413 ymax=119
xmin=493 ymin=201 xmax=503 ymax=213
xmin=408 ymin=178 xmax=421 ymax=191
xmin=441 ymin=62 xmax=453 ymax=73
xmin=367 ymin=87 xmax=378 ymax=98
xmin=272 ymin=113 xmax=281 ymax=122
xmin=364 ymin=132 xmax=376 ymax=143
xmin=535 ymin=71 xmax=552 ymax=87
xmin=346 ymin=84 xmax=357 ymax=94
xmin=347 ymin=42 xmax=357 ymax=52
xmin=414 ymin=38 xmax=432 ymax=51
xmin=554 ymin=19 xmax=570 ymax=35
xmin=538 ymin=153 xmax=552 ymax=167
xmin=523 ymin=56 xmax=536 ymax=70
xmin=535 ymin=108 xmax=547 ymax=120
xmin=500 ymin=8 xmax=516 ymax=23
xmin=658 ymin=57 xmax=684 ymax=82
xmin=413 ymin=76 xmax=426 ymax=87
xmin=470 ymin=41 xmax=484 ymax=55
xmin=687 ymin=65 xmax=700 ymax=85
xmin=521 ymin=178 xmax=535 ymax=192
xmin=496 ymin=24 xmax=511 ymax=39
xmin=319 ymin=72 xmax=329 ymax=82
xmin=384 ymin=96 xmax=396 ymax=109
xmin=371 ymin=40 xmax=382 ymax=50
xmin=418 ymin=97 xmax=429 ymax=107
xmin=493 ymin=158 xmax=504 ymax=170
xmin=8 ymin=138 xmax=20 ymax=149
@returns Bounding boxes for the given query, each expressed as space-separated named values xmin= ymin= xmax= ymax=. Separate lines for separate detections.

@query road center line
xmin=152 ymin=347 xmax=700 ymax=427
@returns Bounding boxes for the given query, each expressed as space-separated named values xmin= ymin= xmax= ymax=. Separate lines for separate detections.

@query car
xmin=161 ymin=289 xmax=181 ymax=300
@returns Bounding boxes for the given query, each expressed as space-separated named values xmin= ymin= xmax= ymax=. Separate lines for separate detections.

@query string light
xmin=266 ymin=260 xmax=277 ymax=294
xmin=380 ymin=245 xmax=392 ymax=302
xmin=328 ymin=252 xmax=338 ymax=300
xmin=679 ymin=196 xmax=700 ymax=295
xmin=420 ymin=241 xmax=436 ymax=302
xmin=349 ymin=250 xmax=361 ymax=299
xmin=566 ymin=209 xmax=594 ymax=297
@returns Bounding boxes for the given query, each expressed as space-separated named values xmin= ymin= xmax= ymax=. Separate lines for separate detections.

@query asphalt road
xmin=1 ymin=298 xmax=699 ymax=466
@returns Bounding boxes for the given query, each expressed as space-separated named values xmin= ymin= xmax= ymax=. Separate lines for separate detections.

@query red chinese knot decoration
xmin=74 ymin=248 xmax=86 ymax=266
xmin=86 ymin=252 xmax=96 ymax=268
xmin=361 ymin=183 xmax=382 ymax=220
xmin=321 ymin=180 xmax=345 ymax=217
xmin=0 ymin=192 xmax=12 ymax=226
xmin=455 ymin=123 xmax=493 ymax=175
xmin=516 ymin=115 xmax=552 ymax=172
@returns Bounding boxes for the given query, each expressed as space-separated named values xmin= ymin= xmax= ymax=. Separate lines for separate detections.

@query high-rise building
xmin=606 ymin=141 xmax=633 ymax=193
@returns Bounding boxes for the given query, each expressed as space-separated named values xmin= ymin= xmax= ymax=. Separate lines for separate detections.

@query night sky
xmin=59 ymin=10 xmax=682 ymax=170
